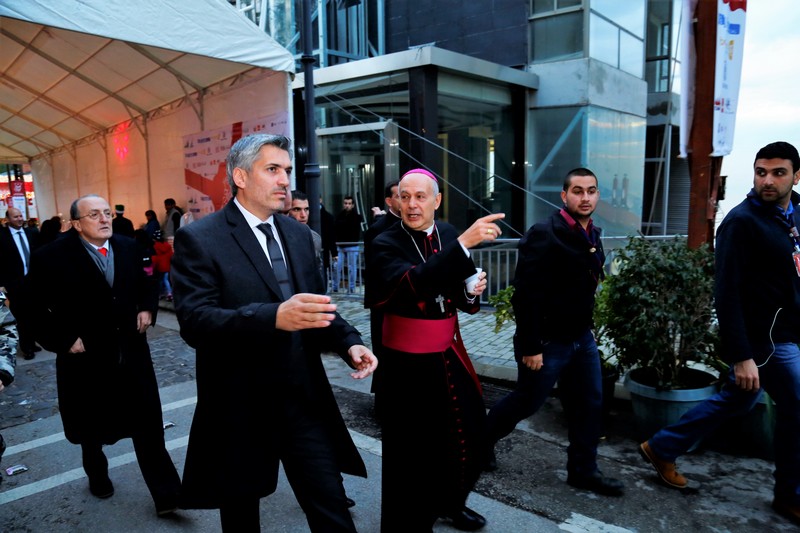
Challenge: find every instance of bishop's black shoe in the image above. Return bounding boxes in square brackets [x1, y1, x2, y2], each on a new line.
[442, 506, 487, 531]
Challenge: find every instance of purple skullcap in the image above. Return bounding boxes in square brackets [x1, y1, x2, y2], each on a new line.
[401, 168, 437, 181]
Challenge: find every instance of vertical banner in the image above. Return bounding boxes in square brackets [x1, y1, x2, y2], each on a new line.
[10, 179, 26, 214]
[182, 112, 289, 221]
[711, 0, 747, 156]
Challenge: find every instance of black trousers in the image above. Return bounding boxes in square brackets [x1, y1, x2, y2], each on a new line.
[81, 429, 181, 509]
[220, 398, 356, 533]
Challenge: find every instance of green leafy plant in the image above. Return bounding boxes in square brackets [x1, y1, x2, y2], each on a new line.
[599, 236, 720, 390]
[488, 285, 516, 334]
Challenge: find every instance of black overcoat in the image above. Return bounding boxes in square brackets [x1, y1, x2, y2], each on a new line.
[26, 229, 162, 445]
[170, 201, 367, 509]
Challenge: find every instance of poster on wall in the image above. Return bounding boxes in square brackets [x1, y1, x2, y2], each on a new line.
[182, 112, 290, 222]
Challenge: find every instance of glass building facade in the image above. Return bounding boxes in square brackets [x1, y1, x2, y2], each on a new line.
[235, 0, 685, 238]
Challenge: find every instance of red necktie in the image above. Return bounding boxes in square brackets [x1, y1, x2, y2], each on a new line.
[98, 247, 108, 257]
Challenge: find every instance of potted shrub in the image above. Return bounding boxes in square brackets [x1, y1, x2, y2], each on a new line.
[598, 235, 722, 438]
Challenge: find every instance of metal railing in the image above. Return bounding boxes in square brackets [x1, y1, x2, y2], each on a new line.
[326, 239, 519, 305]
[325, 235, 680, 304]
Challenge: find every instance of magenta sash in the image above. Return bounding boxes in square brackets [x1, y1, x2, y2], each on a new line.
[382, 314, 482, 394]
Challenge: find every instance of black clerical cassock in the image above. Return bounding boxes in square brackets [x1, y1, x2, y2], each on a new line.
[366, 219, 487, 531]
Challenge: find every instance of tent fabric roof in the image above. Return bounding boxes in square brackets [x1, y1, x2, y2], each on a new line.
[0, 0, 295, 163]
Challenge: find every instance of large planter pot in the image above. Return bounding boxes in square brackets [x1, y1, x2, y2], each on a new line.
[624, 367, 719, 441]
[706, 393, 776, 460]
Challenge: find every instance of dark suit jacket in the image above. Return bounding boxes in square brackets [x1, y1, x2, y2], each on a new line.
[112, 214, 135, 238]
[171, 201, 367, 509]
[26, 229, 162, 445]
[0, 225, 39, 294]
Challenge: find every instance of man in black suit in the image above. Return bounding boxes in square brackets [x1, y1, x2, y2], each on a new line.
[171, 133, 377, 532]
[25, 195, 181, 516]
[0, 207, 40, 359]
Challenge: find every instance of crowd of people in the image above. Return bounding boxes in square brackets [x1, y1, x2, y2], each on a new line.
[2, 135, 799, 530]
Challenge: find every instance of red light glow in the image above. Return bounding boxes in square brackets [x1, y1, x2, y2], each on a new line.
[114, 134, 129, 161]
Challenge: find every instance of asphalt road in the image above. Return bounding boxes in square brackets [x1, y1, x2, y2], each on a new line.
[0, 311, 795, 532]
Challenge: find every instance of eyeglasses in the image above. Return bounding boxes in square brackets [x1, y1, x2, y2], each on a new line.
[76, 210, 113, 221]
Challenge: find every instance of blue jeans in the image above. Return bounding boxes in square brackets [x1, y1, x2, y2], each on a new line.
[334, 246, 359, 292]
[160, 272, 172, 297]
[486, 329, 603, 477]
[650, 342, 800, 505]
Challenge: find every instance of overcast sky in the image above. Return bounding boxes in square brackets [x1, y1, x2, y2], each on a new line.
[717, 0, 800, 219]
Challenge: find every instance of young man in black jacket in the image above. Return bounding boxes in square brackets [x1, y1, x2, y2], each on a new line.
[639, 141, 800, 526]
[486, 167, 624, 497]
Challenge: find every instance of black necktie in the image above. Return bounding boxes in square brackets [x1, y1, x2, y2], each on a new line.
[16, 230, 30, 268]
[257, 222, 293, 300]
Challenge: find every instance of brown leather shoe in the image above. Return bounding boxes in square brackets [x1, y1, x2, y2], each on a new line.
[773, 499, 800, 525]
[638, 441, 688, 489]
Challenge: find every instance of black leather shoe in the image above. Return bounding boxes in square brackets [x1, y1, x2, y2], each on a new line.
[89, 476, 114, 499]
[156, 503, 178, 517]
[345, 497, 356, 508]
[443, 507, 487, 531]
[22, 351, 35, 360]
[567, 471, 624, 496]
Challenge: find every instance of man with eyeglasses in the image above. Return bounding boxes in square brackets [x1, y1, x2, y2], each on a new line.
[0, 206, 41, 359]
[25, 194, 182, 517]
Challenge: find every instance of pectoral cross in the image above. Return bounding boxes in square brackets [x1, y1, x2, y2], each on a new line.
[435, 294, 445, 313]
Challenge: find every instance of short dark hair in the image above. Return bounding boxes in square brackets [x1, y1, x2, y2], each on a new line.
[292, 190, 308, 202]
[384, 181, 399, 198]
[344, 195, 354, 202]
[164, 198, 176, 207]
[754, 141, 800, 173]
[563, 167, 598, 191]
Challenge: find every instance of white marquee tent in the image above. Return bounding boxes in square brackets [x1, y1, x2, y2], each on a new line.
[0, 0, 295, 224]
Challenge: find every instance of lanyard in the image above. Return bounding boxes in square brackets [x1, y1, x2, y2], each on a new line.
[774, 211, 800, 252]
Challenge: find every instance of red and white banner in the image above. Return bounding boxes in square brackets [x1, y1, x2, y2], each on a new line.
[182, 112, 290, 221]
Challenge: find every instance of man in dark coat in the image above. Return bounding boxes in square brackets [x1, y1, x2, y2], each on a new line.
[363, 180, 400, 418]
[333, 195, 362, 293]
[486, 167, 624, 497]
[171, 133, 377, 532]
[366, 168, 504, 531]
[0, 206, 40, 359]
[111, 204, 135, 237]
[25, 194, 181, 516]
